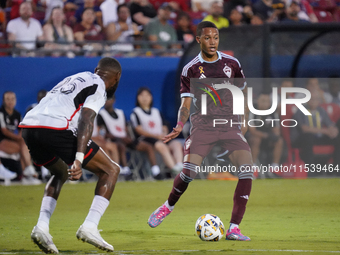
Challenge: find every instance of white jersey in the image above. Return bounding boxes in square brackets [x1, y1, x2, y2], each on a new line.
[98, 108, 127, 138]
[19, 72, 106, 131]
[130, 107, 163, 135]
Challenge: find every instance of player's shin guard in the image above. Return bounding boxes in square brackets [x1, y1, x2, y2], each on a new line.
[230, 164, 254, 225]
[167, 162, 198, 206]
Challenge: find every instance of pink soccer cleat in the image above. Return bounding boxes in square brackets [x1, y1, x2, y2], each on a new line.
[226, 227, 251, 241]
[148, 204, 172, 228]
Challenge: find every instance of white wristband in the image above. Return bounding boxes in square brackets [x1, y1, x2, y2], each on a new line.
[75, 152, 84, 164]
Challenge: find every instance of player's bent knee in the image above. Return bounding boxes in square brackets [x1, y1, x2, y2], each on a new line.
[238, 164, 254, 179]
[108, 162, 120, 175]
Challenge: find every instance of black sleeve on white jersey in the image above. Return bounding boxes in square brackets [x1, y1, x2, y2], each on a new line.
[73, 84, 98, 109]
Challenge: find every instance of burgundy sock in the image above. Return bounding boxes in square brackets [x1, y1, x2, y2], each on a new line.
[230, 179, 252, 225]
[168, 163, 197, 206]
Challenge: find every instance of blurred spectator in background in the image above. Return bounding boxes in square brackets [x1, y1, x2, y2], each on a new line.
[223, 0, 253, 24]
[64, 0, 84, 11]
[0, 91, 41, 184]
[26, 89, 47, 113]
[91, 116, 120, 172]
[248, 93, 283, 171]
[43, 7, 76, 57]
[324, 76, 340, 105]
[130, 0, 157, 27]
[202, 1, 229, 29]
[250, 13, 264, 24]
[281, 0, 310, 23]
[75, 0, 102, 27]
[288, 0, 318, 22]
[106, 3, 139, 52]
[98, 96, 163, 180]
[6, 2, 43, 56]
[41, 0, 64, 23]
[144, 3, 179, 50]
[100, 0, 125, 28]
[64, 0, 85, 27]
[191, 0, 222, 12]
[0, 6, 5, 39]
[280, 78, 295, 98]
[253, 0, 285, 22]
[7, 0, 38, 20]
[175, 11, 195, 48]
[291, 90, 340, 165]
[73, 7, 104, 56]
[131, 87, 183, 177]
[149, 0, 189, 12]
[305, 78, 325, 103]
[229, 7, 245, 26]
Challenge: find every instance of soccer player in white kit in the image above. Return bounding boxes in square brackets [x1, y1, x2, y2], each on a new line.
[19, 57, 122, 254]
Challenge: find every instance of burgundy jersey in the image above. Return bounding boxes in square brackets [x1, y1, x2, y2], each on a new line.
[180, 51, 246, 131]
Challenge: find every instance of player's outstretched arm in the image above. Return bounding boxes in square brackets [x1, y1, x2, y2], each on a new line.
[163, 97, 192, 143]
[69, 107, 96, 180]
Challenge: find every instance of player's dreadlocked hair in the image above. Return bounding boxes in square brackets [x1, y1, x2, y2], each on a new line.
[196, 21, 218, 36]
[98, 57, 122, 73]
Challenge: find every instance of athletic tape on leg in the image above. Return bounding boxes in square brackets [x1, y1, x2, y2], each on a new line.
[238, 164, 254, 179]
[180, 162, 198, 183]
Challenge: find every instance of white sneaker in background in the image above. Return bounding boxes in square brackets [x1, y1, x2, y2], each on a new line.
[22, 177, 42, 185]
[0, 164, 17, 180]
[172, 162, 183, 173]
[23, 165, 38, 177]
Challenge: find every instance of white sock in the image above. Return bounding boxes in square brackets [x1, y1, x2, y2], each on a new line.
[229, 223, 239, 231]
[164, 200, 174, 211]
[83, 195, 109, 229]
[37, 196, 57, 231]
[151, 165, 160, 176]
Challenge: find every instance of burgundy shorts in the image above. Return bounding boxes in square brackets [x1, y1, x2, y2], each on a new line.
[183, 128, 250, 160]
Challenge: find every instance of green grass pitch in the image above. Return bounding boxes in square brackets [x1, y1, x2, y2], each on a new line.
[1, 178, 340, 255]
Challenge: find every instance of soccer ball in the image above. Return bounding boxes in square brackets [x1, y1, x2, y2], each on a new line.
[195, 214, 225, 241]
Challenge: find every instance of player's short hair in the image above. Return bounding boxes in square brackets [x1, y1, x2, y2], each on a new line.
[196, 21, 218, 36]
[98, 57, 122, 73]
[136, 87, 153, 107]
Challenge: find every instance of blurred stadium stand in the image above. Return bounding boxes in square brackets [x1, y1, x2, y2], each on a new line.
[1, 23, 340, 123]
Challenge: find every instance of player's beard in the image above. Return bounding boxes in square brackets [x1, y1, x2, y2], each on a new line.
[106, 81, 119, 98]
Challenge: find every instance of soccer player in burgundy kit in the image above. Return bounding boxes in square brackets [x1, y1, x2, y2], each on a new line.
[148, 21, 253, 241]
